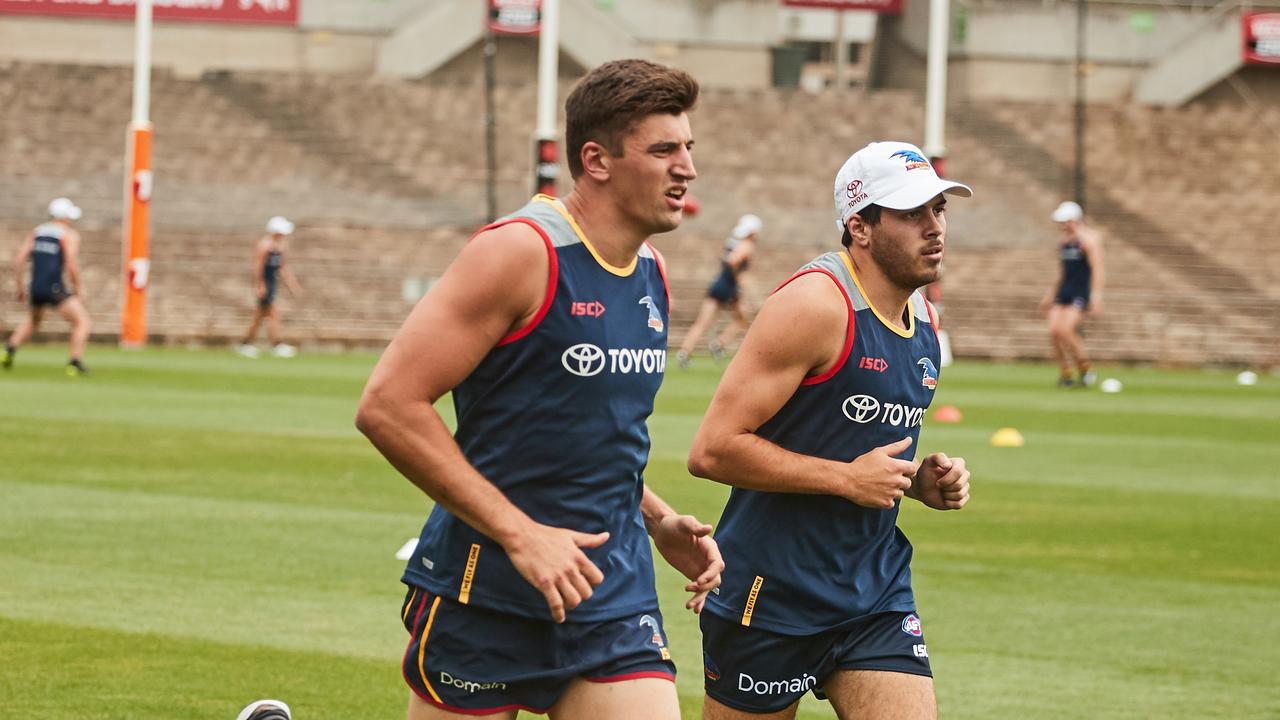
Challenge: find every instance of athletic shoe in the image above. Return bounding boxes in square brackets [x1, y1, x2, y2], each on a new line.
[236, 699, 292, 720]
[235, 344, 260, 358]
[273, 343, 297, 358]
[676, 350, 690, 369]
[709, 340, 725, 362]
[65, 359, 88, 377]
[1079, 370, 1097, 388]
[2, 346, 13, 370]
[1056, 377, 1076, 389]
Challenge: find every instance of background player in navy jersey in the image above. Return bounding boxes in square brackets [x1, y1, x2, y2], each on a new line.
[676, 213, 762, 367]
[4, 197, 91, 376]
[356, 59, 723, 720]
[1039, 200, 1105, 388]
[236, 216, 302, 359]
[687, 142, 973, 719]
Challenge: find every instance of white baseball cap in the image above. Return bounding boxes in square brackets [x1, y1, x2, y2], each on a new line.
[833, 141, 972, 231]
[732, 214, 763, 240]
[265, 216, 295, 235]
[48, 197, 82, 221]
[1051, 201, 1083, 222]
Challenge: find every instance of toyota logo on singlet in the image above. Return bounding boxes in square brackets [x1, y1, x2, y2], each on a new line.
[562, 343, 606, 377]
[842, 394, 881, 423]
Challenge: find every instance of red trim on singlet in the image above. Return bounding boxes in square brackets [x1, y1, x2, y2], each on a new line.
[767, 268, 855, 387]
[475, 217, 558, 347]
[646, 242, 672, 308]
[923, 298, 940, 343]
[584, 670, 677, 684]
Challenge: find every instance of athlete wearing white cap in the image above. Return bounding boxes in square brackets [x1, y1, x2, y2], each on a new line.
[4, 198, 92, 375]
[235, 217, 303, 358]
[676, 213, 763, 367]
[1039, 200, 1104, 387]
[689, 141, 973, 720]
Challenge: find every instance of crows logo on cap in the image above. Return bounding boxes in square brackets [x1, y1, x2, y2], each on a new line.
[891, 149, 931, 171]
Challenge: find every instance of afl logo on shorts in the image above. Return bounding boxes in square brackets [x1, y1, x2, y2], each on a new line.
[901, 613, 923, 637]
[562, 343, 606, 377]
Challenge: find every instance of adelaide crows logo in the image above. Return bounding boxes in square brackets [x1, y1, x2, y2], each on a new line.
[918, 357, 939, 390]
[891, 149, 931, 171]
[639, 296, 664, 332]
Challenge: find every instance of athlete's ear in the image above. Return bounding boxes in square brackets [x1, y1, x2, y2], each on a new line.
[580, 141, 611, 182]
[846, 215, 872, 249]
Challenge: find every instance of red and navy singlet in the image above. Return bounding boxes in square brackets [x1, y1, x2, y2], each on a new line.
[402, 195, 672, 622]
[704, 250, 942, 635]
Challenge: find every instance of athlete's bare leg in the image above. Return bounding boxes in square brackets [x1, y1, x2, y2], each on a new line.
[702, 693, 798, 720]
[714, 302, 749, 353]
[8, 306, 44, 349]
[407, 690, 516, 720]
[57, 296, 91, 361]
[550, 676, 679, 720]
[824, 669, 936, 720]
[241, 306, 268, 344]
[266, 305, 283, 345]
[679, 298, 722, 358]
[1048, 304, 1087, 376]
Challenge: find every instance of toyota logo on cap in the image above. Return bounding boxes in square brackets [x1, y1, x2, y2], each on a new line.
[562, 343, 606, 377]
[841, 394, 881, 423]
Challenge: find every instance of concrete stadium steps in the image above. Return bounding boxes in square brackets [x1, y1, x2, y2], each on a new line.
[2, 61, 1276, 365]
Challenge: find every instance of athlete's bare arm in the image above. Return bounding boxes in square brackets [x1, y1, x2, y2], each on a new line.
[1080, 226, 1104, 315]
[281, 263, 303, 297]
[252, 239, 270, 300]
[62, 230, 82, 294]
[640, 486, 723, 613]
[12, 232, 33, 301]
[688, 272, 919, 509]
[724, 241, 753, 276]
[357, 223, 608, 623]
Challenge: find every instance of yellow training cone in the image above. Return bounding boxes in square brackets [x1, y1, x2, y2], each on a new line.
[990, 427, 1025, 447]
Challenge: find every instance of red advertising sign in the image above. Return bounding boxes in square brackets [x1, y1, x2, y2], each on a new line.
[0, 0, 298, 25]
[488, 0, 539, 36]
[1244, 12, 1280, 65]
[781, 0, 902, 13]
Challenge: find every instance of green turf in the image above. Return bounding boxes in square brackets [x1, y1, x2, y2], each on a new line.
[2, 346, 1277, 718]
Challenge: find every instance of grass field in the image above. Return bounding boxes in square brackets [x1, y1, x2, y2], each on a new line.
[2, 345, 1278, 719]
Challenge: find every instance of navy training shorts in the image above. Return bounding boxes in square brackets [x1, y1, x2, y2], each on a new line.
[399, 584, 676, 714]
[701, 609, 932, 714]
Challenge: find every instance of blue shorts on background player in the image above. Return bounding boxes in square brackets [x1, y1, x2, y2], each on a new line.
[5, 197, 92, 376]
[357, 59, 722, 720]
[688, 141, 974, 720]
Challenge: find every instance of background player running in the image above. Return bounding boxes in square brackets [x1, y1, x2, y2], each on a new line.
[4, 197, 92, 376]
[677, 213, 761, 367]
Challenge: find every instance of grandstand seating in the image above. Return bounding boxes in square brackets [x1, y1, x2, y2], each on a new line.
[1, 61, 1275, 367]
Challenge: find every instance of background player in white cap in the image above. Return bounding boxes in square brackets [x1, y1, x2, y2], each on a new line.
[689, 141, 972, 719]
[236, 216, 303, 358]
[1038, 200, 1105, 387]
[676, 213, 763, 367]
[4, 197, 92, 375]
